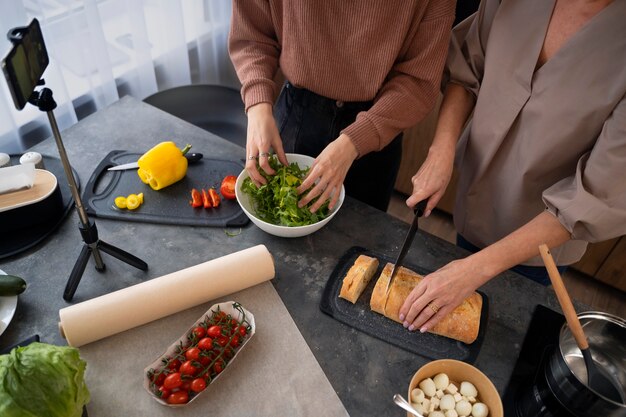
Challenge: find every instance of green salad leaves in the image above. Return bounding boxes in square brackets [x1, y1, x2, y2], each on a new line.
[0, 342, 90, 417]
[241, 155, 330, 226]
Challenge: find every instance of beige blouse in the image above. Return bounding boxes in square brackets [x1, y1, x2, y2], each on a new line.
[447, 0, 626, 266]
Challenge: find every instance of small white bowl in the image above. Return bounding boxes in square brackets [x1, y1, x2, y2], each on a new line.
[235, 153, 345, 238]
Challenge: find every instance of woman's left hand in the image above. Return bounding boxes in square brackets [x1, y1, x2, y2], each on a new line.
[297, 134, 358, 212]
[398, 257, 485, 332]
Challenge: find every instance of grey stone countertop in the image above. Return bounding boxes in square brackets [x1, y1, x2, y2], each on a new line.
[0, 96, 567, 416]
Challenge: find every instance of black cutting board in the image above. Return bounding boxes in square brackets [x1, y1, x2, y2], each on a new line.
[83, 150, 248, 227]
[320, 246, 489, 363]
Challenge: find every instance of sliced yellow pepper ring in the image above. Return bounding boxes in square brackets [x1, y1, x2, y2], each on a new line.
[137, 193, 144, 204]
[114, 196, 127, 209]
[126, 194, 141, 210]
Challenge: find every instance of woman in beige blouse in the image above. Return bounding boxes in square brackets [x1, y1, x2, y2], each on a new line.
[400, 0, 626, 332]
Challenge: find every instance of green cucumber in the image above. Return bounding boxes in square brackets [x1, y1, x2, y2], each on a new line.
[0, 274, 27, 296]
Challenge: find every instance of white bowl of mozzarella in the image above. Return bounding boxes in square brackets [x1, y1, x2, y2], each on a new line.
[407, 359, 503, 417]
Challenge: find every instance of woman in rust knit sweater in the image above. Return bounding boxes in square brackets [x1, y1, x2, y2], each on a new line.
[228, 0, 455, 211]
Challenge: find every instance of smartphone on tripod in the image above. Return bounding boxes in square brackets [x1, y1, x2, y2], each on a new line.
[1, 18, 148, 301]
[2, 18, 49, 110]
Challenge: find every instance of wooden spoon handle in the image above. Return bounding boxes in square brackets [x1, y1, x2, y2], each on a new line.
[539, 244, 589, 350]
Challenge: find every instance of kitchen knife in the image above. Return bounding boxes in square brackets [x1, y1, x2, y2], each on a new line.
[107, 152, 203, 171]
[383, 199, 428, 299]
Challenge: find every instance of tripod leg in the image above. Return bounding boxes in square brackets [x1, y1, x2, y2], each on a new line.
[64, 244, 92, 301]
[97, 240, 148, 271]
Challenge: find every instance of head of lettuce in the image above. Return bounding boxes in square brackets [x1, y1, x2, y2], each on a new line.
[0, 342, 90, 417]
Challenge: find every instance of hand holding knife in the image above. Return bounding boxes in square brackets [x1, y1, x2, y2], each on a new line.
[383, 200, 428, 302]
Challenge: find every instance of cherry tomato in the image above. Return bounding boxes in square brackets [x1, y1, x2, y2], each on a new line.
[192, 326, 206, 339]
[213, 360, 224, 374]
[238, 325, 247, 337]
[191, 377, 207, 393]
[229, 334, 240, 348]
[167, 358, 181, 370]
[167, 390, 189, 405]
[208, 188, 220, 207]
[185, 347, 201, 361]
[158, 386, 171, 399]
[197, 337, 213, 350]
[181, 379, 192, 391]
[199, 354, 211, 366]
[213, 311, 227, 322]
[216, 335, 229, 347]
[152, 372, 166, 386]
[207, 325, 222, 338]
[163, 372, 183, 390]
[180, 360, 198, 376]
[222, 347, 235, 359]
[220, 175, 237, 200]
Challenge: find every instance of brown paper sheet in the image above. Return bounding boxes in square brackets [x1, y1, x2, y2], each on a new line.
[78, 281, 349, 416]
[59, 245, 275, 347]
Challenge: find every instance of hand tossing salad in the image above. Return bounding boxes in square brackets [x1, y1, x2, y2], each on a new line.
[241, 155, 330, 226]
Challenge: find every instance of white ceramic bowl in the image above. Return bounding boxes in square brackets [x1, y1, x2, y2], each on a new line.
[235, 153, 345, 238]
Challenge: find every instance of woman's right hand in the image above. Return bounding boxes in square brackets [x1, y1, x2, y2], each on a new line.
[245, 102, 289, 186]
[406, 143, 455, 216]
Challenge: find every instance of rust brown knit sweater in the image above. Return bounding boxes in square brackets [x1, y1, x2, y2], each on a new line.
[229, 0, 455, 156]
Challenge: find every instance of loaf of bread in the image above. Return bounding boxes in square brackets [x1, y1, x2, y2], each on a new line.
[339, 255, 380, 304]
[370, 263, 483, 344]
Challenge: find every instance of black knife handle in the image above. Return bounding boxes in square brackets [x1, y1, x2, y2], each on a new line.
[414, 199, 427, 217]
[185, 152, 203, 164]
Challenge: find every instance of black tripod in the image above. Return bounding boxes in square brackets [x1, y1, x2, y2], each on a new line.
[28, 86, 148, 301]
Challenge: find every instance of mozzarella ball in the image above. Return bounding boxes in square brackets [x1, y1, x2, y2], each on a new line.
[433, 373, 450, 390]
[459, 381, 478, 398]
[472, 402, 490, 417]
[412, 402, 426, 415]
[411, 388, 425, 404]
[445, 410, 459, 417]
[419, 378, 437, 398]
[455, 399, 472, 416]
[440, 394, 456, 411]
[430, 412, 445, 417]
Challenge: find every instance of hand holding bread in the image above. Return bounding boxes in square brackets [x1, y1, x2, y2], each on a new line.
[339, 255, 482, 344]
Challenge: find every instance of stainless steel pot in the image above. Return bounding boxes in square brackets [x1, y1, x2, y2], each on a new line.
[545, 311, 626, 416]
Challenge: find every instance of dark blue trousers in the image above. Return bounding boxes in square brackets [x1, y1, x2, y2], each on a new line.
[274, 81, 403, 212]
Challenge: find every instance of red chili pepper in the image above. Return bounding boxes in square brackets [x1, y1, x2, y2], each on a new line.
[190, 188, 203, 208]
[202, 189, 212, 208]
[208, 188, 220, 208]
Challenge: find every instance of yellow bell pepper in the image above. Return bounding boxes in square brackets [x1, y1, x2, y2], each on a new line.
[137, 142, 191, 190]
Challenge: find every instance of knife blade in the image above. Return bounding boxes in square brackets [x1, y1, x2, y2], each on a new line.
[107, 152, 203, 171]
[383, 199, 427, 300]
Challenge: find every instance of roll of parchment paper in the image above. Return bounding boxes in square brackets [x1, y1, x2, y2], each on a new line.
[59, 245, 275, 347]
